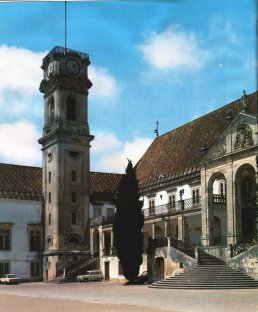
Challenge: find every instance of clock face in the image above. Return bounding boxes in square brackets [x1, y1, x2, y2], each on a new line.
[66, 59, 80, 75]
[47, 62, 54, 77]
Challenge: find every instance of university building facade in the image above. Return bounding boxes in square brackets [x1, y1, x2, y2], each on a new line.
[0, 46, 257, 283]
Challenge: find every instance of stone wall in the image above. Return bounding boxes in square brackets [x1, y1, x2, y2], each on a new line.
[227, 245, 258, 280]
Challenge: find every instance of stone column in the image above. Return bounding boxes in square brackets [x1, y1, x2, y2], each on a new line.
[255, 155, 258, 242]
[152, 222, 155, 239]
[164, 220, 168, 238]
[99, 226, 104, 258]
[177, 216, 183, 241]
[206, 190, 214, 246]
[201, 167, 209, 246]
[110, 230, 114, 255]
[226, 159, 236, 245]
[90, 228, 94, 255]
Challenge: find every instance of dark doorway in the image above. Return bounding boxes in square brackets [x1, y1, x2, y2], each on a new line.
[213, 216, 221, 245]
[242, 207, 255, 241]
[155, 257, 164, 281]
[104, 262, 110, 280]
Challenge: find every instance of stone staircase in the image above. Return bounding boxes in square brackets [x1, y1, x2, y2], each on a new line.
[51, 254, 99, 283]
[150, 250, 258, 289]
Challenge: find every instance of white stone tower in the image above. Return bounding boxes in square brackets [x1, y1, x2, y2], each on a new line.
[38, 46, 93, 281]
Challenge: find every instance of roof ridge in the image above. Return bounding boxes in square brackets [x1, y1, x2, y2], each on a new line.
[0, 163, 42, 170]
[157, 90, 257, 139]
[90, 171, 123, 176]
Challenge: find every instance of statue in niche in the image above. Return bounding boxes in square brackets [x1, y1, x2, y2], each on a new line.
[212, 143, 226, 159]
[234, 123, 253, 150]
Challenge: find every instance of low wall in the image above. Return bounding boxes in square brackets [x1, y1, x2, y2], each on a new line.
[155, 247, 197, 279]
[202, 246, 229, 261]
[227, 244, 258, 280]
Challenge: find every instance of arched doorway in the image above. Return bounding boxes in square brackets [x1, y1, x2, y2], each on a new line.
[207, 173, 227, 246]
[235, 164, 256, 242]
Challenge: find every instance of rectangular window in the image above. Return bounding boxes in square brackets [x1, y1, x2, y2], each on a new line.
[30, 262, 40, 278]
[0, 262, 9, 278]
[72, 212, 77, 225]
[30, 230, 41, 251]
[71, 170, 77, 182]
[0, 229, 11, 250]
[149, 199, 155, 215]
[107, 208, 114, 217]
[71, 192, 77, 203]
[48, 192, 51, 204]
[48, 214, 51, 226]
[169, 194, 176, 209]
[94, 207, 102, 218]
[48, 172, 51, 183]
[220, 182, 226, 196]
[192, 189, 200, 204]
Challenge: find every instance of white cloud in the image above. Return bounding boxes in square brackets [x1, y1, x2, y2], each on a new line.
[91, 132, 152, 173]
[89, 66, 119, 98]
[0, 45, 119, 120]
[138, 24, 210, 71]
[0, 45, 45, 97]
[0, 120, 41, 166]
[209, 17, 238, 45]
[91, 131, 122, 153]
[0, 45, 45, 118]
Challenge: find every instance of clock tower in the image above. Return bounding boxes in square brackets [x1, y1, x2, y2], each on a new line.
[38, 46, 93, 281]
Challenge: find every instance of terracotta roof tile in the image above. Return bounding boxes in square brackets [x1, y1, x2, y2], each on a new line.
[90, 172, 123, 201]
[136, 91, 257, 185]
[0, 163, 42, 196]
[0, 163, 123, 201]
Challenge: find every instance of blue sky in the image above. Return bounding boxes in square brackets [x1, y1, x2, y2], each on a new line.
[0, 0, 256, 172]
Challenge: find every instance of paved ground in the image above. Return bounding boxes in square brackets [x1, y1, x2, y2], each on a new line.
[0, 281, 257, 312]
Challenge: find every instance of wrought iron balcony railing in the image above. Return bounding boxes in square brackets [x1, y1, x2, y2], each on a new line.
[213, 194, 226, 204]
[90, 216, 114, 227]
[143, 197, 201, 219]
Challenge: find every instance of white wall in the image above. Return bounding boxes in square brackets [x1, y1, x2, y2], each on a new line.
[142, 183, 200, 210]
[0, 198, 42, 279]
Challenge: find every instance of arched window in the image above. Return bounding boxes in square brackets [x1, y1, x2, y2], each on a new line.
[48, 96, 54, 123]
[66, 96, 77, 121]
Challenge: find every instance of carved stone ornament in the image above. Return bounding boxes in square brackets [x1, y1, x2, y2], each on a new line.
[47, 151, 53, 162]
[234, 123, 253, 150]
[212, 144, 226, 159]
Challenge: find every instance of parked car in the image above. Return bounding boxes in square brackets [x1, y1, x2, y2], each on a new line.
[77, 270, 104, 282]
[0, 274, 19, 284]
[136, 271, 148, 284]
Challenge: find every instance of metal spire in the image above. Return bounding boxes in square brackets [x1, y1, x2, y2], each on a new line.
[154, 121, 159, 137]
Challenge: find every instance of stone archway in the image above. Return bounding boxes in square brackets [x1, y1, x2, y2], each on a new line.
[207, 172, 227, 246]
[235, 164, 256, 242]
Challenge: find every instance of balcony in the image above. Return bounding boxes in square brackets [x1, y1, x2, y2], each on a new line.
[143, 197, 201, 219]
[90, 216, 114, 227]
[213, 194, 226, 204]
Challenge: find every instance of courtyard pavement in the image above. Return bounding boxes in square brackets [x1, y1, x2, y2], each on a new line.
[0, 281, 257, 312]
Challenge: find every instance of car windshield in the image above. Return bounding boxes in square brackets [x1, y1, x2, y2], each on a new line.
[7, 274, 16, 278]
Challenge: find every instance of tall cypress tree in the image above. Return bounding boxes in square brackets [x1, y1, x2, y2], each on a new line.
[113, 160, 144, 282]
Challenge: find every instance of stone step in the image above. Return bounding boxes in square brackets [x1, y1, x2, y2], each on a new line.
[150, 285, 258, 289]
[150, 249, 258, 289]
